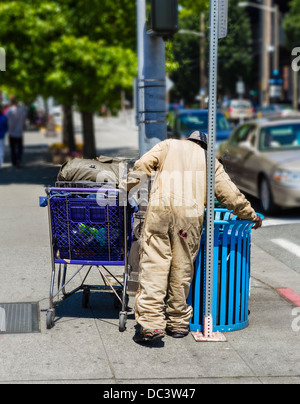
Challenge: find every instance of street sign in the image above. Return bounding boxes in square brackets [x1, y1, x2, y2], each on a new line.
[270, 85, 282, 98]
[218, 0, 228, 39]
[236, 79, 245, 95]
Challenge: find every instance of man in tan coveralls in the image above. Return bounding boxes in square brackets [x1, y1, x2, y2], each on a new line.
[122, 131, 262, 344]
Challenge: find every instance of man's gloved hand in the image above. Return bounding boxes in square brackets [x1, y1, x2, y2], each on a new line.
[253, 214, 263, 230]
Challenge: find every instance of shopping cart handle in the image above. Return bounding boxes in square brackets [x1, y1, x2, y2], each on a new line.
[39, 197, 48, 207]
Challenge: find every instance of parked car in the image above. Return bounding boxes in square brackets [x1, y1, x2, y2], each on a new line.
[167, 109, 232, 150]
[224, 99, 255, 123]
[218, 118, 300, 214]
[256, 104, 299, 119]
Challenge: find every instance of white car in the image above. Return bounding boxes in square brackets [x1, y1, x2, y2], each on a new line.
[226, 99, 255, 123]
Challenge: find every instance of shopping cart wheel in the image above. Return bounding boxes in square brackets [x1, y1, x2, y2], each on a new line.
[119, 311, 127, 332]
[46, 309, 55, 330]
[82, 288, 90, 309]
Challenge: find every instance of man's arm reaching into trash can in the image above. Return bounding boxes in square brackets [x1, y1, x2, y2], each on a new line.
[214, 159, 262, 229]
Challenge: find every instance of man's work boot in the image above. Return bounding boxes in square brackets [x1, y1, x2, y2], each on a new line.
[166, 329, 190, 339]
[133, 329, 166, 345]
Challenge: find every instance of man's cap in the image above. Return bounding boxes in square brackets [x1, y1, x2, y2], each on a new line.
[187, 131, 208, 147]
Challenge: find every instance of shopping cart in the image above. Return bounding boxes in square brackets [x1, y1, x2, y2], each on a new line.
[40, 185, 133, 332]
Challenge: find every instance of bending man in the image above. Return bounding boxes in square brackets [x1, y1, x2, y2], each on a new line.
[122, 131, 262, 344]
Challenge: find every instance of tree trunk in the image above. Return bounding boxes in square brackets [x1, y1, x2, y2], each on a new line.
[81, 110, 96, 159]
[62, 105, 76, 152]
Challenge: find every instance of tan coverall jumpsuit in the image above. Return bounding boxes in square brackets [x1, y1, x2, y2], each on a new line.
[123, 139, 257, 334]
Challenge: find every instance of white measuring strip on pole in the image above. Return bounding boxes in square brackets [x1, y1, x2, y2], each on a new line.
[192, 0, 228, 342]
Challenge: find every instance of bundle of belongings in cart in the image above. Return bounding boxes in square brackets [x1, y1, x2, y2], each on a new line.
[56, 155, 128, 187]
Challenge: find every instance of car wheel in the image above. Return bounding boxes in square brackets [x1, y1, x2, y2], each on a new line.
[259, 177, 279, 215]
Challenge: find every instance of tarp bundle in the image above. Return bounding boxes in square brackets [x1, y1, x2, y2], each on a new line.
[57, 156, 127, 186]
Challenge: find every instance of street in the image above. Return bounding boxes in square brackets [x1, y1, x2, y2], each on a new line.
[242, 194, 300, 275]
[253, 224, 300, 275]
[0, 117, 300, 384]
[54, 111, 139, 159]
[2, 114, 300, 276]
[1, 0, 300, 386]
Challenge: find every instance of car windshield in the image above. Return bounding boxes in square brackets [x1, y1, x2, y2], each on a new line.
[231, 101, 252, 109]
[260, 124, 300, 151]
[177, 112, 230, 135]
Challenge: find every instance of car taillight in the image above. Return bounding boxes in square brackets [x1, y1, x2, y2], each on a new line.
[250, 108, 254, 114]
[229, 107, 233, 114]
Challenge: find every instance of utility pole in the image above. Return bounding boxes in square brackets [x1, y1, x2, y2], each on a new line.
[262, 0, 272, 106]
[200, 12, 206, 109]
[273, 4, 279, 74]
[137, 0, 168, 158]
[238, 1, 281, 105]
[192, 0, 228, 343]
[293, 69, 299, 111]
[178, 27, 206, 108]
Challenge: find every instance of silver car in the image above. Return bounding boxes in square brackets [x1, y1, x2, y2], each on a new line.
[218, 118, 300, 214]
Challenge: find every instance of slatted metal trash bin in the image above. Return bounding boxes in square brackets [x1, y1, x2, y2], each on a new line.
[188, 208, 259, 333]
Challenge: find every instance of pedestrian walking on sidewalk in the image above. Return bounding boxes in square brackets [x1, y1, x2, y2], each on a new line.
[6, 96, 25, 169]
[0, 104, 8, 169]
[122, 131, 262, 345]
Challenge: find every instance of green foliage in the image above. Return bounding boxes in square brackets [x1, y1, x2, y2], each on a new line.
[179, 0, 208, 14]
[171, 0, 254, 102]
[170, 13, 203, 104]
[0, 0, 255, 111]
[0, 0, 137, 110]
[0, 0, 66, 100]
[58, 0, 137, 50]
[166, 42, 179, 73]
[47, 35, 137, 111]
[218, 0, 253, 94]
[283, 0, 300, 46]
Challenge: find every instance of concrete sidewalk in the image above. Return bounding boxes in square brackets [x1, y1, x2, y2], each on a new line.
[0, 141, 300, 385]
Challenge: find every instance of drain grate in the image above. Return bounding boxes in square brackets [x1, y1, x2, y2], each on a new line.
[0, 303, 40, 334]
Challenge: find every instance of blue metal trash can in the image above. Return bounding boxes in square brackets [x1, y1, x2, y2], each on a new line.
[188, 209, 258, 333]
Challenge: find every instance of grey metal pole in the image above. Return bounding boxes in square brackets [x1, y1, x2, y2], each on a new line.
[274, 4, 279, 74]
[200, 12, 206, 109]
[193, 0, 227, 343]
[137, 0, 167, 158]
[263, 0, 272, 106]
[205, 0, 219, 331]
[192, 0, 227, 343]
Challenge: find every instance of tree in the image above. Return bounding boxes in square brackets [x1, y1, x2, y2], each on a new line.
[171, 0, 254, 103]
[0, 0, 138, 158]
[283, 0, 300, 46]
[0, 1, 66, 101]
[218, 0, 254, 95]
[0, 1, 78, 152]
[170, 12, 203, 105]
[179, 0, 208, 13]
[47, 35, 136, 158]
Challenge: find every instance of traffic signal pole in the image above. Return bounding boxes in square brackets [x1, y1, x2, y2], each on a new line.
[137, 0, 167, 157]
